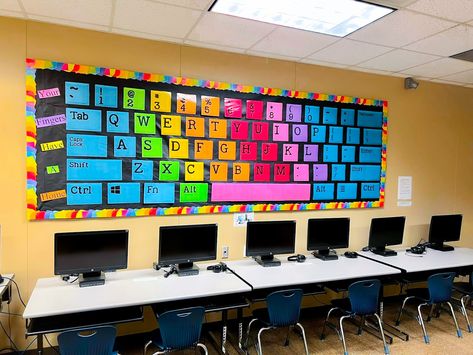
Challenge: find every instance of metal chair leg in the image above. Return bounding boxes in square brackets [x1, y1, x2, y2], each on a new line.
[461, 295, 473, 332]
[144, 340, 152, 355]
[283, 326, 291, 346]
[446, 301, 463, 338]
[357, 315, 365, 335]
[373, 313, 390, 355]
[295, 322, 309, 355]
[340, 315, 351, 355]
[418, 303, 430, 344]
[396, 296, 415, 326]
[427, 304, 435, 322]
[244, 318, 258, 350]
[196, 342, 209, 355]
[256, 327, 270, 355]
[320, 307, 339, 340]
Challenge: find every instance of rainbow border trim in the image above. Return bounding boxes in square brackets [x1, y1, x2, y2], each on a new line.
[26, 58, 387, 220]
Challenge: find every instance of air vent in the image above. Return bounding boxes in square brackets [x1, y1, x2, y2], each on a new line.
[450, 49, 473, 63]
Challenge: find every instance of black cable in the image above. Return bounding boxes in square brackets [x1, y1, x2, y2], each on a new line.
[0, 310, 23, 317]
[0, 320, 19, 352]
[44, 335, 60, 354]
[2, 277, 26, 307]
[0, 348, 17, 354]
[18, 336, 37, 355]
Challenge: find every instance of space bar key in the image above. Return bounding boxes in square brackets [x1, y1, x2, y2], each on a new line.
[211, 183, 311, 202]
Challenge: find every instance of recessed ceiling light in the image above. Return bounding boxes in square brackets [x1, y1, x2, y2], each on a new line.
[209, 0, 394, 37]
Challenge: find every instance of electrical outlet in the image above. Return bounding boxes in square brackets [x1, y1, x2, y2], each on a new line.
[222, 246, 229, 259]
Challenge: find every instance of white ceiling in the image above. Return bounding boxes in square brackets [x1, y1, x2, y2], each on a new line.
[2, 0, 473, 87]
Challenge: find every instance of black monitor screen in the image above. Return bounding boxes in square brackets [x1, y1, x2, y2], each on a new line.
[54, 230, 129, 275]
[429, 214, 462, 243]
[246, 220, 296, 257]
[368, 217, 405, 248]
[307, 218, 350, 251]
[158, 224, 218, 265]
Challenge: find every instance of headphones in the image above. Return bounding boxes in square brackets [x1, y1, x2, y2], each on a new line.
[287, 254, 306, 263]
[407, 245, 426, 255]
[207, 262, 229, 273]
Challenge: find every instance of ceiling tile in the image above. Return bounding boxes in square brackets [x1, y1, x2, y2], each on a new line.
[28, 15, 109, 32]
[249, 27, 338, 59]
[401, 57, 473, 78]
[114, 0, 201, 38]
[184, 39, 246, 54]
[441, 69, 473, 83]
[0, 0, 21, 11]
[300, 58, 349, 69]
[307, 39, 392, 66]
[148, 0, 213, 10]
[0, 9, 24, 18]
[112, 28, 183, 44]
[348, 9, 455, 47]
[357, 49, 439, 72]
[21, 0, 112, 25]
[405, 25, 473, 56]
[407, 0, 473, 23]
[187, 12, 275, 49]
[370, 0, 418, 8]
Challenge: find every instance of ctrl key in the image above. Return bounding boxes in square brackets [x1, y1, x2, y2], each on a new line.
[66, 183, 102, 205]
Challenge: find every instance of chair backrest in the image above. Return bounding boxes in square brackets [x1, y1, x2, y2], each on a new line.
[348, 279, 381, 315]
[58, 326, 116, 355]
[428, 272, 455, 303]
[158, 306, 205, 350]
[266, 289, 303, 327]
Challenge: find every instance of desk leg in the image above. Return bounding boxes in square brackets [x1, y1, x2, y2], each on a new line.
[37, 334, 43, 354]
[237, 308, 244, 352]
[221, 310, 228, 354]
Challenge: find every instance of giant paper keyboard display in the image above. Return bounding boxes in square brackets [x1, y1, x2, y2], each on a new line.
[26, 59, 387, 220]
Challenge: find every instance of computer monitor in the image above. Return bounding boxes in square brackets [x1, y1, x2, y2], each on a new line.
[307, 218, 350, 260]
[428, 214, 462, 251]
[246, 220, 296, 267]
[158, 224, 218, 276]
[368, 216, 406, 256]
[54, 230, 129, 287]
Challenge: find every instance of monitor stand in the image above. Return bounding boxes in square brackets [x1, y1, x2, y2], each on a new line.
[428, 243, 454, 252]
[177, 262, 199, 276]
[79, 271, 105, 287]
[254, 255, 281, 267]
[371, 247, 397, 257]
[312, 249, 338, 261]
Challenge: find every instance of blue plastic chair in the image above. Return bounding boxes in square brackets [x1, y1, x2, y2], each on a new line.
[453, 271, 473, 332]
[395, 272, 462, 343]
[57, 325, 117, 355]
[244, 289, 308, 355]
[320, 279, 389, 355]
[144, 306, 208, 355]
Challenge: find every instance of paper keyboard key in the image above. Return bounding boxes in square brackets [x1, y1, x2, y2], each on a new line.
[65, 82, 89, 105]
[107, 183, 141, 204]
[332, 164, 346, 181]
[363, 129, 382, 145]
[359, 147, 381, 163]
[361, 183, 380, 199]
[67, 159, 122, 181]
[358, 110, 383, 128]
[329, 126, 343, 143]
[304, 106, 320, 123]
[342, 146, 355, 163]
[313, 183, 334, 200]
[350, 165, 381, 181]
[303, 144, 318, 162]
[67, 134, 107, 157]
[346, 127, 360, 144]
[107, 111, 129, 133]
[292, 124, 308, 142]
[313, 164, 328, 181]
[66, 108, 101, 132]
[66, 183, 102, 205]
[132, 160, 153, 180]
[310, 125, 326, 143]
[95, 85, 117, 108]
[286, 104, 302, 122]
[323, 107, 337, 125]
[144, 183, 175, 203]
[337, 183, 358, 200]
[114, 136, 136, 157]
[341, 109, 355, 126]
[323, 145, 338, 162]
[266, 102, 283, 121]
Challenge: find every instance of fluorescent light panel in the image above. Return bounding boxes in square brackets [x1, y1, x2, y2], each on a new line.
[210, 0, 394, 37]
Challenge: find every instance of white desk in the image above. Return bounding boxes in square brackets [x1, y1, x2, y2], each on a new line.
[0, 274, 14, 305]
[24, 267, 250, 319]
[226, 255, 401, 290]
[24, 267, 251, 354]
[358, 247, 473, 274]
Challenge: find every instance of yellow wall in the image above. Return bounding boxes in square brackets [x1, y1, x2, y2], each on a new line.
[1, 17, 472, 349]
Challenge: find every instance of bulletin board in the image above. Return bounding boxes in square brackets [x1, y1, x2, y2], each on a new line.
[26, 59, 387, 220]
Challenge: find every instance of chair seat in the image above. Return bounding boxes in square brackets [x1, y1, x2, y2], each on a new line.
[149, 330, 165, 350]
[331, 297, 351, 312]
[252, 308, 271, 327]
[454, 282, 473, 295]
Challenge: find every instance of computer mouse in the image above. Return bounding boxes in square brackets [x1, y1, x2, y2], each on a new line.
[344, 251, 357, 258]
